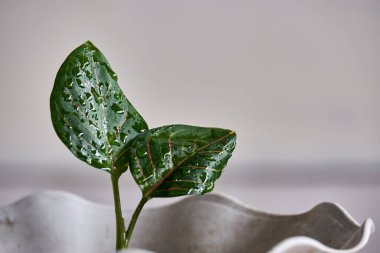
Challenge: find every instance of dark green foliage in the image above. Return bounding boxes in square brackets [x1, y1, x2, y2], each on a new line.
[127, 125, 236, 198]
[51, 41, 237, 250]
[50, 41, 148, 173]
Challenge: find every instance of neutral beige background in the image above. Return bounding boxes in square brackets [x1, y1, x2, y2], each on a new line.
[0, 1, 379, 253]
[0, 0, 379, 166]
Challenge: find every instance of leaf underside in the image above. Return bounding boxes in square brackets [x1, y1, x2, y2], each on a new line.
[50, 41, 148, 173]
[127, 125, 236, 198]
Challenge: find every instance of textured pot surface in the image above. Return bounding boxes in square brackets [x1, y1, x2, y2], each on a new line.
[0, 191, 374, 253]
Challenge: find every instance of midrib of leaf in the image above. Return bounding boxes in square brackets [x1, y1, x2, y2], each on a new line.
[88, 52, 115, 167]
[134, 148, 147, 180]
[115, 112, 129, 135]
[58, 47, 124, 171]
[146, 137, 157, 178]
[144, 130, 235, 197]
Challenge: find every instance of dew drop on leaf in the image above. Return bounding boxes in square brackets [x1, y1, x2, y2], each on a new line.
[79, 97, 86, 106]
[65, 79, 74, 89]
[114, 92, 122, 100]
[84, 92, 91, 99]
[62, 89, 71, 102]
[89, 102, 96, 111]
[100, 143, 107, 153]
[85, 70, 92, 80]
[120, 132, 127, 142]
[111, 103, 124, 114]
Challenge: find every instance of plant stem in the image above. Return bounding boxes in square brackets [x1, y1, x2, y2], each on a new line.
[125, 195, 149, 248]
[111, 174, 126, 250]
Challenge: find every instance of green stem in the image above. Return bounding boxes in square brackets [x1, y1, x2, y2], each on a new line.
[125, 195, 150, 248]
[111, 174, 126, 250]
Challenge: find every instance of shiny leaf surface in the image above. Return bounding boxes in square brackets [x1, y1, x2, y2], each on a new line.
[127, 125, 236, 197]
[50, 41, 148, 173]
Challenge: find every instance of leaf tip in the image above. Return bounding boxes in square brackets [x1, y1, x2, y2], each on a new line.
[80, 41, 99, 52]
[84, 40, 95, 47]
[227, 130, 237, 140]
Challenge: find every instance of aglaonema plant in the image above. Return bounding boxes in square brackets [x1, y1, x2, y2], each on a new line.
[50, 41, 237, 250]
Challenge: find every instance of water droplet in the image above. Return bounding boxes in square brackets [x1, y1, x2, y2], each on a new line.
[187, 145, 193, 152]
[100, 167, 111, 173]
[65, 79, 74, 89]
[91, 87, 102, 104]
[85, 70, 92, 80]
[84, 92, 91, 99]
[114, 92, 122, 100]
[89, 102, 96, 111]
[206, 182, 214, 191]
[88, 120, 99, 130]
[79, 96, 86, 106]
[111, 103, 124, 114]
[62, 89, 71, 102]
[120, 132, 127, 142]
[100, 143, 107, 153]
[76, 78, 85, 88]
[163, 153, 171, 164]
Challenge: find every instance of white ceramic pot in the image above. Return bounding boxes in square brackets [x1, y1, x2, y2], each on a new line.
[0, 191, 374, 253]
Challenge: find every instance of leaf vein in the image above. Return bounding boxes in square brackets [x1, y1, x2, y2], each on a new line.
[145, 131, 235, 196]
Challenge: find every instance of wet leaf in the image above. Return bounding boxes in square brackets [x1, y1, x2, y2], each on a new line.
[127, 125, 236, 197]
[50, 41, 148, 173]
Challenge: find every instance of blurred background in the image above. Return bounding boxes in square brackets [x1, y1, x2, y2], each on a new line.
[0, 0, 379, 252]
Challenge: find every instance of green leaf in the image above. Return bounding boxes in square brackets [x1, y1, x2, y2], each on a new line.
[50, 41, 148, 173]
[127, 125, 236, 198]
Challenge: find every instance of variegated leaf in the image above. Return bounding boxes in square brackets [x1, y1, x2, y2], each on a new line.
[127, 125, 236, 197]
[50, 41, 148, 173]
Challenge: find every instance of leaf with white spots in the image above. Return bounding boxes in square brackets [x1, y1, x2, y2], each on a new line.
[50, 41, 148, 173]
[127, 125, 236, 198]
